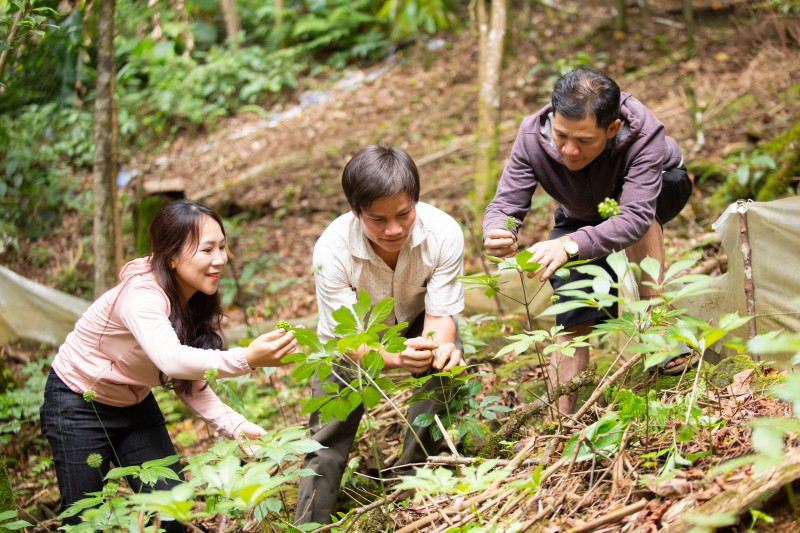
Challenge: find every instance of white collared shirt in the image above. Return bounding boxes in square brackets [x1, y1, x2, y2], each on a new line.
[313, 202, 465, 342]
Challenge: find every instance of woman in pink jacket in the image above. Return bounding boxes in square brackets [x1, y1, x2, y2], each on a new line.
[40, 199, 299, 530]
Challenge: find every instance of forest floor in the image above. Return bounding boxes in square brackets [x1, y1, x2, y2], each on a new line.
[5, 0, 800, 531]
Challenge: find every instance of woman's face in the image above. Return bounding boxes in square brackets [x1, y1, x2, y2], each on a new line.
[173, 215, 227, 302]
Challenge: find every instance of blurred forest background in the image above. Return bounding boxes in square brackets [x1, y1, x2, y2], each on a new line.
[2, 0, 800, 531]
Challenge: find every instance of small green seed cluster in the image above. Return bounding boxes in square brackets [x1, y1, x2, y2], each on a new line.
[82, 390, 96, 402]
[86, 453, 103, 468]
[597, 197, 621, 219]
[275, 320, 292, 331]
[502, 216, 520, 231]
[204, 368, 219, 382]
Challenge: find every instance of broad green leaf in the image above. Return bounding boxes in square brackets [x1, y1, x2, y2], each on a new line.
[322, 380, 340, 394]
[292, 362, 319, 382]
[362, 385, 382, 408]
[142, 455, 180, 469]
[361, 349, 385, 376]
[383, 321, 409, 352]
[663, 258, 698, 282]
[575, 264, 613, 281]
[413, 413, 435, 428]
[367, 297, 394, 331]
[592, 275, 611, 295]
[736, 163, 750, 186]
[606, 251, 630, 280]
[352, 289, 372, 323]
[539, 300, 594, 317]
[332, 305, 359, 335]
[292, 327, 325, 352]
[300, 395, 332, 415]
[106, 465, 140, 479]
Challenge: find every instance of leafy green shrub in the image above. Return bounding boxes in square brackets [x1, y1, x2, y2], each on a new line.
[0, 358, 49, 447]
[0, 104, 90, 244]
[376, 0, 459, 41]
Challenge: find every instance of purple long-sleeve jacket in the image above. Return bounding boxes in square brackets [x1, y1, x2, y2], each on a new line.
[483, 93, 683, 260]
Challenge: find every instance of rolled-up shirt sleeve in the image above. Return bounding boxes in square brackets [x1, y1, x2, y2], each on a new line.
[424, 218, 465, 317]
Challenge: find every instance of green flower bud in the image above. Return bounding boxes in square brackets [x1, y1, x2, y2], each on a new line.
[204, 368, 219, 382]
[82, 390, 96, 402]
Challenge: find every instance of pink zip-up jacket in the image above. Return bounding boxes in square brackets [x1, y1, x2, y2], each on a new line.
[51, 257, 253, 439]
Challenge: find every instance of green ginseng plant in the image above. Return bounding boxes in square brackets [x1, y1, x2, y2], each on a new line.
[282, 290, 500, 482]
[282, 289, 434, 459]
[458, 216, 590, 404]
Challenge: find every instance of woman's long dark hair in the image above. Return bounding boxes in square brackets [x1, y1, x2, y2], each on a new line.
[149, 199, 226, 394]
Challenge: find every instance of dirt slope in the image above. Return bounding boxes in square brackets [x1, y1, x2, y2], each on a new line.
[8, 2, 800, 319]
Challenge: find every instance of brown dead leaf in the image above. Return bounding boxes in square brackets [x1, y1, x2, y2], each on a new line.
[730, 368, 755, 399]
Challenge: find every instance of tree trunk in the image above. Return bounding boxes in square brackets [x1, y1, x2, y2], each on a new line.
[275, 0, 283, 27]
[219, 0, 241, 44]
[616, 0, 627, 35]
[683, 0, 695, 57]
[93, 0, 120, 298]
[0, 8, 24, 82]
[473, 0, 507, 223]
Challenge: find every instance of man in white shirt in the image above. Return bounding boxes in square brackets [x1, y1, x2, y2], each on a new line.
[295, 145, 466, 525]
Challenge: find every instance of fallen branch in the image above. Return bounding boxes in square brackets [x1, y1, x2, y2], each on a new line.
[394, 488, 504, 533]
[567, 353, 644, 429]
[478, 365, 599, 458]
[425, 456, 539, 467]
[567, 498, 648, 533]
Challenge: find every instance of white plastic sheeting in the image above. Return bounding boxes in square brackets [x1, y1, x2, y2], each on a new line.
[0, 265, 89, 346]
[684, 196, 800, 369]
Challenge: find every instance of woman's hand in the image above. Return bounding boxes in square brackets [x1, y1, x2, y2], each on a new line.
[244, 329, 299, 369]
[236, 420, 267, 457]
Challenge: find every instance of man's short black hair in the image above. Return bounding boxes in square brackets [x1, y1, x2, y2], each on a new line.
[552, 67, 621, 129]
[342, 145, 420, 214]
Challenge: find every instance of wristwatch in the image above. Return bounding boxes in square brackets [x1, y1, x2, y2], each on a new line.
[560, 236, 579, 259]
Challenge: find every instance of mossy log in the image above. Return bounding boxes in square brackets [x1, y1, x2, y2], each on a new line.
[478, 366, 599, 459]
[0, 450, 13, 525]
[756, 119, 800, 201]
[660, 446, 800, 532]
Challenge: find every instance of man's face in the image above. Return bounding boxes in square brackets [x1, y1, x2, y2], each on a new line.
[355, 192, 417, 261]
[552, 112, 621, 171]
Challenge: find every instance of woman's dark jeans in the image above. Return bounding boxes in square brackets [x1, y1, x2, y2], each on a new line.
[40, 369, 185, 531]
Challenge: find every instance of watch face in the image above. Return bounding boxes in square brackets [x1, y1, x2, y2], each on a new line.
[564, 240, 579, 255]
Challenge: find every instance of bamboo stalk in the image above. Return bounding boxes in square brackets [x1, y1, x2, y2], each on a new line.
[736, 200, 758, 357]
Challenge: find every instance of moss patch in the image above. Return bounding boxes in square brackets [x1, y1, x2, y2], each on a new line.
[707, 354, 760, 389]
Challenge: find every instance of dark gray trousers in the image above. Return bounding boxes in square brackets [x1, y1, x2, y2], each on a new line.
[294, 314, 461, 525]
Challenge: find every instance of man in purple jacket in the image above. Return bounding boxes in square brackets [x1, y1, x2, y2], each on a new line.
[483, 67, 692, 413]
